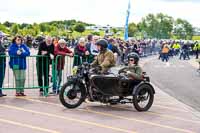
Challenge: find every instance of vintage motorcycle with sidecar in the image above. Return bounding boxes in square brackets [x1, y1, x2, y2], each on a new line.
[59, 63, 155, 111]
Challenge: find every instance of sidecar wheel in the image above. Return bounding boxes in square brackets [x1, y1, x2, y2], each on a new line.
[133, 84, 154, 112]
[59, 82, 86, 109]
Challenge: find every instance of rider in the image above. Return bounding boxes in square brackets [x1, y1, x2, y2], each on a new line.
[91, 39, 116, 74]
[118, 52, 143, 80]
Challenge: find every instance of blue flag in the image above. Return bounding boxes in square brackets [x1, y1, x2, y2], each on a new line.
[124, 0, 131, 41]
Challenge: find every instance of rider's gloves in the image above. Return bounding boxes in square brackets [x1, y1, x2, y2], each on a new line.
[96, 65, 102, 71]
[127, 71, 131, 75]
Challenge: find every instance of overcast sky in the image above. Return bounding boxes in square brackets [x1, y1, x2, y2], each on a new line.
[0, 0, 199, 27]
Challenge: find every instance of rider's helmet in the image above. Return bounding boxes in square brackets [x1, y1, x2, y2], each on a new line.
[95, 39, 108, 52]
[127, 52, 140, 64]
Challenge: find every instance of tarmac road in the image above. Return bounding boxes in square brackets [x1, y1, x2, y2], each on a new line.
[144, 56, 200, 112]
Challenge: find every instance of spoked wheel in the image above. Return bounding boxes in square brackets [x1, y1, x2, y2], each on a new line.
[133, 84, 154, 112]
[59, 82, 86, 109]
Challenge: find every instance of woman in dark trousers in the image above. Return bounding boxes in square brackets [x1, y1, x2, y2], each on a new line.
[0, 34, 7, 97]
[37, 36, 54, 95]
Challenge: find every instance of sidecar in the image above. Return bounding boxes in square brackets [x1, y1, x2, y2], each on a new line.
[90, 72, 153, 96]
[89, 72, 155, 111]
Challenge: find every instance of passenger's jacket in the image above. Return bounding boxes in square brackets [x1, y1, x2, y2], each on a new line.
[54, 45, 72, 70]
[119, 64, 143, 80]
[91, 49, 115, 73]
[8, 43, 30, 70]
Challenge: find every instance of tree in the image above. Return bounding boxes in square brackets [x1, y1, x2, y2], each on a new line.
[3, 21, 13, 27]
[0, 24, 8, 33]
[19, 23, 29, 29]
[174, 18, 193, 39]
[74, 23, 85, 34]
[128, 22, 138, 37]
[112, 28, 118, 34]
[32, 23, 40, 36]
[138, 14, 158, 38]
[156, 13, 173, 39]
[11, 24, 19, 35]
[92, 31, 100, 36]
[138, 13, 173, 39]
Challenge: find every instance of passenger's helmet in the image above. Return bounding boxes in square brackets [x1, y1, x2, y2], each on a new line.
[95, 39, 108, 51]
[127, 52, 140, 64]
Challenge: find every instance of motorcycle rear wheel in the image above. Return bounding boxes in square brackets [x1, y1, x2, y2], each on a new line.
[133, 84, 154, 112]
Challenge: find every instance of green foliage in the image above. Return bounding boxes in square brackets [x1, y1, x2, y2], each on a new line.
[174, 18, 193, 40]
[11, 24, 19, 35]
[0, 24, 8, 33]
[192, 36, 200, 40]
[112, 28, 118, 34]
[74, 23, 85, 34]
[137, 13, 173, 39]
[128, 22, 138, 37]
[0, 16, 196, 39]
[3, 21, 13, 27]
[92, 31, 100, 36]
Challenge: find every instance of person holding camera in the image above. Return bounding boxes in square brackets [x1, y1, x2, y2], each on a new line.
[8, 35, 30, 96]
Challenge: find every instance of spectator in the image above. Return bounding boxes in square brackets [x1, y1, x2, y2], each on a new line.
[52, 37, 59, 47]
[52, 39, 73, 94]
[108, 38, 121, 64]
[108, 39, 121, 56]
[85, 35, 99, 63]
[180, 43, 190, 60]
[8, 35, 30, 96]
[37, 36, 54, 95]
[194, 42, 200, 59]
[0, 32, 7, 97]
[73, 38, 90, 66]
[161, 42, 169, 62]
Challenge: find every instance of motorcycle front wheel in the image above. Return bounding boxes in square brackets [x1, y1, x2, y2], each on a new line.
[59, 82, 86, 109]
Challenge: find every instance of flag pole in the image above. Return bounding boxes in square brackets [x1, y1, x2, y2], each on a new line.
[124, 0, 131, 41]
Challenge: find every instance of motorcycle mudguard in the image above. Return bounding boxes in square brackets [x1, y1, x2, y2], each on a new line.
[132, 82, 155, 96]
[67, 76, 86, 91]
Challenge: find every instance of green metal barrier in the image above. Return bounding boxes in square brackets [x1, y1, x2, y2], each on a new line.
[0, 55, 52, 96]
[0, 54, 95, 96]
[52, 55, 73, 92]
[52, 54, 94, 91]
[73, 55, 94, 66]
